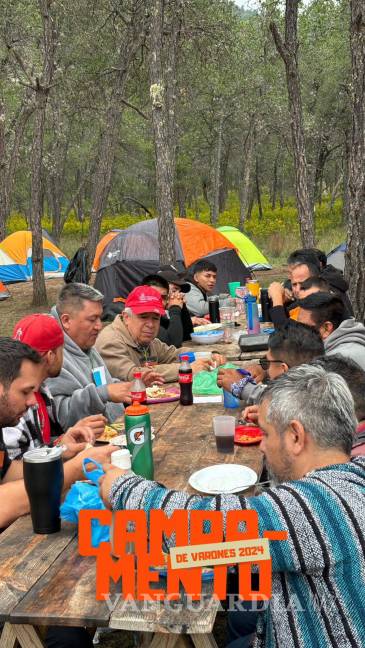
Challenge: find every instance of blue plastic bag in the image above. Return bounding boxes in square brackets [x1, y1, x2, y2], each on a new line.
[60, 458, 109, 548]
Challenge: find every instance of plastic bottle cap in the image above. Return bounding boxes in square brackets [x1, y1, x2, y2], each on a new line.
[133, 370, 142, 378]
[180, 355, 189, 361]
[125, 402, 149, 415]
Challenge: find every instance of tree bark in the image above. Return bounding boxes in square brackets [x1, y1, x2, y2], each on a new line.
[239, 126, 255, 229]
[149, 0, 181, 265]
[211, 112, 224, 226]
[255, 157, 263, 220]
[270, 1, 315, 246]
[219, 140, 231, 213]
[86, 2, 146, 273]
[31, 0, 57, 306]
[271, 145, 281, 210]
[345, 0, 365, 322]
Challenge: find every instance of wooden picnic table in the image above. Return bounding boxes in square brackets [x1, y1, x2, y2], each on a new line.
[0, 398, 263, 648]
[185, 331, 268, 362]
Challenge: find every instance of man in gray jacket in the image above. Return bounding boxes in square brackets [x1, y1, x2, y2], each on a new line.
[46, 283, 136, 429]
[297, 292, 365, 370]
[185, 259, 217, 317]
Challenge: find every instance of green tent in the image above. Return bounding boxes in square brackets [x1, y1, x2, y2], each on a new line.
[217, 226, 271, 271]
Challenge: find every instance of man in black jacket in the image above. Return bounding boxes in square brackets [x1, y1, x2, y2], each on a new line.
[142, 272, 207, 347]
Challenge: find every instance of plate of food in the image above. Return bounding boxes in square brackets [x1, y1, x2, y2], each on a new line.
[193, 323, 223, 333]
[234, 425, 263, 445]
[146, 385, 180, 404]
[97, 426, 155, 445]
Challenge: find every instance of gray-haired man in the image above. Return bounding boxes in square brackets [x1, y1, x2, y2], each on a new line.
[100, 365, 365, 648]
[46, 283, 136, 429]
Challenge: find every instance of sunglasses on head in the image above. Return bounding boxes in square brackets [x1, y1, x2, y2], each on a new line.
[259, 358, 287, 370]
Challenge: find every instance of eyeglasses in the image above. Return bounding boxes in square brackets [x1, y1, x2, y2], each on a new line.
[259, 358, 287, 370]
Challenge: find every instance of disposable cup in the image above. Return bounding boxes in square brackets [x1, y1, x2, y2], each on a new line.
[213, 415, 235, 453]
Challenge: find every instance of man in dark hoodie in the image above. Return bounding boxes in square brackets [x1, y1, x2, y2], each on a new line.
[297, 292, 365, 370]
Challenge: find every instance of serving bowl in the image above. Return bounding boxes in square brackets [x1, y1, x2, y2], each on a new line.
[190, 330, 224, 345]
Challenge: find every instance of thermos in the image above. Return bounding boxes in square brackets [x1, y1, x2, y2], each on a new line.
[260, 288, 272, 323]
[244, 294, 260, 335]
[125, 402, 154, 479]
[23, 446, 64, 534]
[208, 295, 220, 323]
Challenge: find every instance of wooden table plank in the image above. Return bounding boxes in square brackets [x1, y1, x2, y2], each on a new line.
[149, 401, 180, 435]
[10, 538, 111, 627]
[153, 404, 262, 492]
[0, 517, 75, 622]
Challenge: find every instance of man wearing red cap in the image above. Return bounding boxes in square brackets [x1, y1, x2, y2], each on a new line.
[4, 314, 106, 460]
[96, 286, 221, 382]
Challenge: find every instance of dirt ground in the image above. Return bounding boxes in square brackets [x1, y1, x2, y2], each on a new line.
[0, 267, 286, 337]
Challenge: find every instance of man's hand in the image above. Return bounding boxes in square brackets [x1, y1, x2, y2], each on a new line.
[140, 368, 164, 386]
[65, 444, 119, 486]
[168, 292, 184, 309]
[268, 282, 285, 306]
[217, 368, 242, 390]
[191, 359, 213, 374]
[191, 316, 207, 326]
[242, 405, 259, 424]
[99, 463, 129, 509]
[62, 425, 95, 459]
[211, 352, 226, 368]
[74, 414, 107, 438]
[244, 363, 266, 383]
[107, 382, 132, 404]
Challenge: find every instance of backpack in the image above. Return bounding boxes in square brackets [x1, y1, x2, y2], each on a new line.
[64, 247, 90, 284]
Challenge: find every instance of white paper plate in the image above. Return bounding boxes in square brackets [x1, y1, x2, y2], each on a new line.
[189, 464, 257, 494]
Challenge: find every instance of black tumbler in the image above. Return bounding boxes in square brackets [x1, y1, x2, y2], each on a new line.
[208, 295, 220, 323]
[260, 288, 272, 323]
[23, 447, 64, 534]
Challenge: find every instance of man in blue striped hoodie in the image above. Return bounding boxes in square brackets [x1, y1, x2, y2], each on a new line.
[100, 365, 365, 648]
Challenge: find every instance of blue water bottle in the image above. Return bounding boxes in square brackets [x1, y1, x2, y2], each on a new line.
[244, 294, 260, 335]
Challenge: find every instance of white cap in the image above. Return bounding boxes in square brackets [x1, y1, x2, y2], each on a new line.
[111, 449, 131, 470]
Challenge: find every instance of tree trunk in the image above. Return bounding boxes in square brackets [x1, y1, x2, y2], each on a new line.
[211, 112, 224, 226]
[219, 140, 231, 213]
[255, 157, 263, 220]
[31, 0, 57, 306]
[343, 132, 351, 223]
[246, 188, 255, 220]
[149, 0, 181, 265]
[0, 96, 6, 241]
[329, 173, 343, 211]
[86, 4, 146, 273]
[270, 1, 315, 246]
[345, 0, 365, 322]
[271, 145, 281, 210]
[30, 93, 48, 306]
[239, 126, 255, 229]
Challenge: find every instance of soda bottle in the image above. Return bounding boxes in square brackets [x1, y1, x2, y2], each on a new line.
[130, 370, 146, 404]
[179, 355, 193, 406]
[125, 402, 154, 479]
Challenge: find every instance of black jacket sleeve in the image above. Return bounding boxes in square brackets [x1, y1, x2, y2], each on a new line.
[157, 307, 184, 348]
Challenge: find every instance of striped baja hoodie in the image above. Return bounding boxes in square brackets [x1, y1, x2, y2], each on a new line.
[110, 457, 365, 648]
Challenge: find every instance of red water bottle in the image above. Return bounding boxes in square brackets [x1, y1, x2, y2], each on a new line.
[179, 355, 193, 406]
[130, 370, 147, 404]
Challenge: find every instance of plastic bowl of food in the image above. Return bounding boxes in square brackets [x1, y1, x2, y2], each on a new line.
[190, 330, 224, 345]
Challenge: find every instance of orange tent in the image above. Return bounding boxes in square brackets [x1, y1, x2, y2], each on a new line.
[94, 218, 250, 306]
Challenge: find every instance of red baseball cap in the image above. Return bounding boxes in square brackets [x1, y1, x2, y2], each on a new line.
[125, 286, 165, 316]
[13, 314, 64, 353]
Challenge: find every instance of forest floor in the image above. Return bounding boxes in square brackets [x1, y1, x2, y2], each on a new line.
[0, 266, 286, 336]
